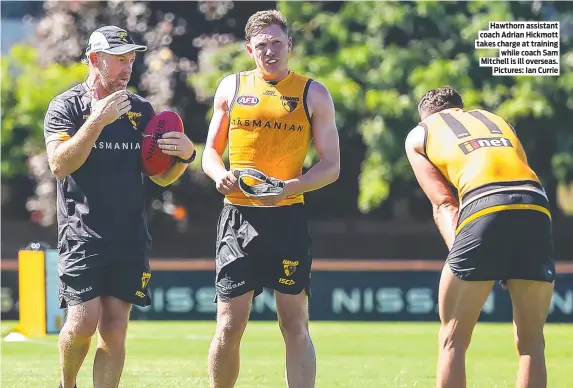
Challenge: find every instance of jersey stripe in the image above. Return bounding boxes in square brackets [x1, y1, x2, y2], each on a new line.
[468, 110, 503, 134]
[440, 113, 471, 138]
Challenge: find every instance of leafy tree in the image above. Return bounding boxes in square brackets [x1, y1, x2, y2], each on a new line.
[1, 44, 87, 225]
[1, 44, 87, 177]
[190, 1, 573, 217]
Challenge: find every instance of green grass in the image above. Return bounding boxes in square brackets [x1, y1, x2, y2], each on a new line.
[1, 321, 571, 387]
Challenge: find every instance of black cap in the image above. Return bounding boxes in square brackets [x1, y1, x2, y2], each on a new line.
[85, 25, 147, 56]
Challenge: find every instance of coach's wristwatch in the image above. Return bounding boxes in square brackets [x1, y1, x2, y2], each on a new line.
[176, 149, 196, 164]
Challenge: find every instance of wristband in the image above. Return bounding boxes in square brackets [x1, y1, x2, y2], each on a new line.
[176, 149, 196, 164]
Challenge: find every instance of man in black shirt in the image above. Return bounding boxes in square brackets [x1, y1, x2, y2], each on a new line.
[44, 26, 196, 388]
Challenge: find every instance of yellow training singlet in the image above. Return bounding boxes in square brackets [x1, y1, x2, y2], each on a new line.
[423, 108, 541, 202]
[225, 70, 313, 207]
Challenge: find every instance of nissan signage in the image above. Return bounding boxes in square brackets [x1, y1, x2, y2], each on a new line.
[2, 269, 572, 323]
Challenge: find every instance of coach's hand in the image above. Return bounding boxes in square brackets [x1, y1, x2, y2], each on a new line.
[158, 132, 195, 160]
[91, 90, 131, 127]
[214, 171, 239, 195]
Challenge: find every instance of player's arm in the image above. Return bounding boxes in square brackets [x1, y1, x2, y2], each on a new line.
[44, 99, 106, 180]
[283, 81, 340, 196]
[405, 126, 459, 250]
[201, 75, 239, 194]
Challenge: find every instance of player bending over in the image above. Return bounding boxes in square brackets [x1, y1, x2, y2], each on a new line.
[405, 86, 554, 388]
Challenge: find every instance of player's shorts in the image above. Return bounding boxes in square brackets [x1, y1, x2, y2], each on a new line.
[447, 190, 555, 283]
[214, 203, 312, 302]
[58, 239, 152, 308]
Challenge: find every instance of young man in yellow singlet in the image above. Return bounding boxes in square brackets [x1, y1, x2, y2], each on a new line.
[202, 9, 340, 388]
[405, 86, 555, 388]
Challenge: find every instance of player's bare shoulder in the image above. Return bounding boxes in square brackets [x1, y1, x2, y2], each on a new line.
[206, 73, 238, 143]
[405, 124, 427, 155]
[305, 79, 334, 118]
[215, 73, 238, 113]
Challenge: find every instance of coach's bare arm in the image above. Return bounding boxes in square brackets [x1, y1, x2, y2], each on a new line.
[201, 75, 239, 195]
[405, 126, 459, 250]
[283, 81, 341, 195]
[46, 90, 130, 179]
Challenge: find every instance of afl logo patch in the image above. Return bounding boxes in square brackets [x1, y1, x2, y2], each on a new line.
[237, 95, 260, 106]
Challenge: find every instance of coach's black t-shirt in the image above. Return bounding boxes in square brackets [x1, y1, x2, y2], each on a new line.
[44, 82, 155, 250]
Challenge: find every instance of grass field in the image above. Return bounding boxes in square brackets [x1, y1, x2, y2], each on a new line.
[1, 320, 571, 388]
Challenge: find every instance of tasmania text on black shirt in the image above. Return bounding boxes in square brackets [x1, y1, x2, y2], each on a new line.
[44, 83, 155, 247]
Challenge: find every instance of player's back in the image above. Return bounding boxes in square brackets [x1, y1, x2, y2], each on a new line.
[422, 106, 554, 285]
[423, 108, 542, 203]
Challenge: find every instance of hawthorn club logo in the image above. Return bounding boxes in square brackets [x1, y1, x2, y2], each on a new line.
[117, 31, 129, 43]
[282, 260, 299, 276]
[280, 96, 299, 113]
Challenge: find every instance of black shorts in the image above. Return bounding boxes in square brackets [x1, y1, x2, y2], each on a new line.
[58, 239, 152, 308]
[215, 203, 312, 301]
[447, 190, 555, 283]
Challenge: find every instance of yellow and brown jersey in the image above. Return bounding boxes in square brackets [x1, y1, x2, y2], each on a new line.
[422, 108, 542, 203]
[225, 70, 313, 207]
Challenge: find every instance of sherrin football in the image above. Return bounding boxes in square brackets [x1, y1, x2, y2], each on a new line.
[140, 110, 184, 176]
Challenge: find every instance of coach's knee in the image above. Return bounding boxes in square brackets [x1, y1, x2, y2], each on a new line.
[98, 316, 129, 347]
[62, 304, 100, 338]
[438, 322, 471, 352]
